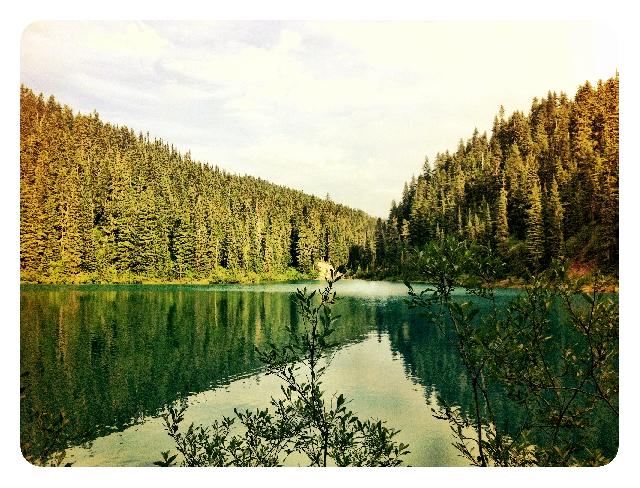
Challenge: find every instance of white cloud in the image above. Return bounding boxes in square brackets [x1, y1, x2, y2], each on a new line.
[78, 21, 168, 57]
[276, 29, 303, 53]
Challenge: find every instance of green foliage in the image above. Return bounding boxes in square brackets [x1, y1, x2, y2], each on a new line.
[19, 87, 376, 283]
[495, 185, 509, 253]
[525, 169, 545, 269]
[381, 75, 618, 277]
[156, 272, 409, 466]
[405, 240, 618, 466]
[546, 177, 565, 261]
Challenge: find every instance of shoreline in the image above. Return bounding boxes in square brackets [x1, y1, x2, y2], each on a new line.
[20, 274, 619, 293]
[352, 273, 619, 294]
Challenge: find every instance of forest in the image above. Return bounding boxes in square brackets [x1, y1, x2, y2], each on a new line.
[374, 75, 619, 279]
[20, 75, 618, 283]
[19, 86, 377, 284]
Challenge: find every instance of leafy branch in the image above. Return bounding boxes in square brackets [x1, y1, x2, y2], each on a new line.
[405, 237, 618, 466]
[157, 270, 409, 467]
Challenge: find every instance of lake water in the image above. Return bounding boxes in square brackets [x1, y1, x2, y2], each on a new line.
[20, 280, 616, 466]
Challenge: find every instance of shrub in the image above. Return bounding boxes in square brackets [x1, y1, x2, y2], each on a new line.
[156, 271, 409, 467]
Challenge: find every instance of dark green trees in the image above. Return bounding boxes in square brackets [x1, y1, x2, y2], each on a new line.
[19, 87, 377, 283]
[546, 178, 564, 261]
[525, 169, 544, 268]
[495, 184, 509, 253]
[20, 75, 619, 281]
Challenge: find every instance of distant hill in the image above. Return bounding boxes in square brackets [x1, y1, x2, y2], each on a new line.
[374, 75, 618, 277]
[19, 86, 377, 283]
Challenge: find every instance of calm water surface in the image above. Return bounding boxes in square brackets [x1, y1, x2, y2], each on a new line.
[20, 280, 615, 466]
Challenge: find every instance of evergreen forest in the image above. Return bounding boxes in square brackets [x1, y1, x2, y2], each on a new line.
[19, 86, 377, 283]
[375, 75, 619, 279]
[20, 75, 620, 468]
[20, 75, 618, 283]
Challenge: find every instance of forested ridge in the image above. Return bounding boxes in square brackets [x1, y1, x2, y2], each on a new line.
[374, 75, 619, 278]
[19, 86, 377, 283]
[20, 76, 618, 284]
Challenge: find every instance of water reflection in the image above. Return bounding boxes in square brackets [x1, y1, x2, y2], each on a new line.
[20, 283, 382, 459]
[384, 292, 618, 460]
[20, 281, 617, 466]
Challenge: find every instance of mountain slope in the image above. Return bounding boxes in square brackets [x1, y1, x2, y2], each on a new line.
[19, 87, 377, 283]
[375, 75, 618, 276]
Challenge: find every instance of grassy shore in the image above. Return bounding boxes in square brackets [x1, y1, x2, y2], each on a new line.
[351, 269, 618, 293]
[20, 265, 618, 293]
[20, 266, 316, 286]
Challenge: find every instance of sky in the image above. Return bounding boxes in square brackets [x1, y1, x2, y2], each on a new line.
[20, 21, 618, 217]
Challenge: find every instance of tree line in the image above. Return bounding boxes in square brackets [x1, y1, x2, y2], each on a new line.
[20, 75, 618, 283]
[375, 75, 619, 277]
[19, 86, 377, 283]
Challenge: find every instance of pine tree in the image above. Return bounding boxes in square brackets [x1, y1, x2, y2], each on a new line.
[383, 75, 617, 276]
[466, 210, 476, 241]
[19, 87, 379, 282]
[374, 219, 387, 268]
[473, 213, 481, 241]
[504, 144, 527, 239]
[172, 212, 195, 278]
[495, 185, 509, 253]
[386, 217, 401, 267]
[546, 178, 564, 261]
[400, 219, 410, 245]
[19, 77, 619, 281]
[296, 221, 319, 274]
[481, 198, 492, 244]
[193, 196, 210, 276]
[409, 178, 430, 247]
[599, 173, 618, 269]
[525, 170, 545, 269]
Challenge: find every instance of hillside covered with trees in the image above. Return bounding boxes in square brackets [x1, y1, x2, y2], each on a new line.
[19, 87, 377, 283]
[374, 75, 619, 278]
[20, 76, 619, 284]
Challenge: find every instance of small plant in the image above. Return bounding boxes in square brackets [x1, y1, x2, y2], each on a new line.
[156, 270, 409, 467]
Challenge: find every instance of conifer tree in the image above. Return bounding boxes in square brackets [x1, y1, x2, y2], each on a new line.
[19, 86, 378, 282]
[525, 171, 545, 269]
[400, 219, 410, 245]
[481, 198, 492, 244]
[473, 213, 481, 241]
[193, 196, 210, 276]
[495, 185, 509, 253]
[386, 217, 401, 266]
[466, 210, 476, 241]
[409, 178, 430, 247]
[385, 75, 617, 276]
[546, 178, 564, 260]
[504, 144, 527, 239]
[374, 219, 387, 267]
[599, 173, 618, 269]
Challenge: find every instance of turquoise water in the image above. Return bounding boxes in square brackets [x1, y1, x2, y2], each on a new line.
[19, 280, 615, 466]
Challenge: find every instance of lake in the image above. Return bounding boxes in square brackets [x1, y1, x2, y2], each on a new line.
[20, 280, 616, 466]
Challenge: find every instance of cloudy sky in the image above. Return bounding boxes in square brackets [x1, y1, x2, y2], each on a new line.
[21, 21, 618, 217]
